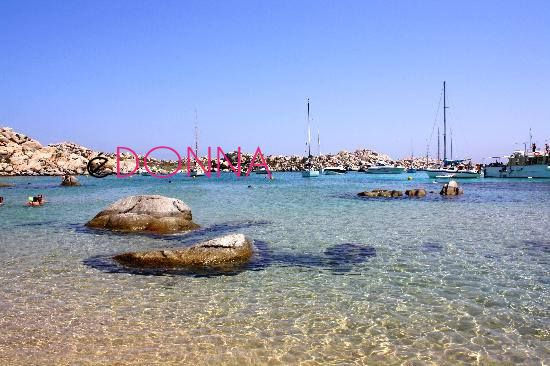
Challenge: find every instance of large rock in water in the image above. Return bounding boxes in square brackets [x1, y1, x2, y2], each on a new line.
[86, 195, 199, 233]
[405, 188, 427, 197]
[440, 180, 464, 196]
[113, 234, 253, 268]
[61, 175, 80, 186]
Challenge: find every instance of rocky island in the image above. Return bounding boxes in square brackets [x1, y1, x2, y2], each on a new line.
[0, 126, 436, 176]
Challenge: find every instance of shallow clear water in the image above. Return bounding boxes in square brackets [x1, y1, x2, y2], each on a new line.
[0, 173, 548, 365]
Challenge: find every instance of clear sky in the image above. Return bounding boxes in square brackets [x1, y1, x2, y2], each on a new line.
[1, 0, 549, 162]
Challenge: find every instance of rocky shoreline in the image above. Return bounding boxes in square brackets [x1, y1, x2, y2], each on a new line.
[1, 126, 437, 176]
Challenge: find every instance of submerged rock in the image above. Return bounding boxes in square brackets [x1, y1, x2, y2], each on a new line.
[440, 180, 464, 196]
[357, 189, 403, 198]
[325, 243, 377, 264]
[113, 233, 253, 268]
[61, 175, 80, 186]
[405, 188, 426, 197]
[86, 195, 199, 233]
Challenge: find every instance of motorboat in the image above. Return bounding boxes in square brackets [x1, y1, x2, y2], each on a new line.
[302, 168, 320, 177]
[364, 162, 405, 174]
[324, 166, 346, 175]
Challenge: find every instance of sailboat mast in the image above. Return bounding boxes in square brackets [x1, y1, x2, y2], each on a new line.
[437, 127, 441, 163]
[443, 81, 447, 163]
[450, 128, 453, 160]
[317, 129, 320, 156]
[194, 108, 199, 158]
[307, 98, 311, 158]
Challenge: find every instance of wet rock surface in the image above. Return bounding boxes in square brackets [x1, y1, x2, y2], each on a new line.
[113, 234, 253, 268]
[405, 188, 427, 197]
[61, 175, 80, 186]
[86, 195, 199, 233]
[440, 180, 464, 196]
[358, 188, 431, 198]
[357, 189, 403, 198]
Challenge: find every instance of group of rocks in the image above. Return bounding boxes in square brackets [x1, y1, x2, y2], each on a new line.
[358, 188, 427, 198]
[86, 195, 253, 269]
[358, 181, 463, 198]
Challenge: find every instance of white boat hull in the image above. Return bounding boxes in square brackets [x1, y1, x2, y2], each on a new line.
[424, 169, 479, 179]
[324, 167, 346, 175]
[190, 170, 205, 177]
[302, 170, 320, 177]
[485, 165, 550, 178]
[450, 171, 480, 179]
[364, 167, 405, 174]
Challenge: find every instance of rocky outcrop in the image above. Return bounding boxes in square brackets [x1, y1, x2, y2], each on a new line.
[358, 189, 403, 198]
[0, 182, 14, 187]
[0, 126, 442, 175]
[0, 127, 94, 176]
[86, 195, 199, 233]
[358, 188, 430, 198]
[440, 180, 463, 196]
[113, 233, 253, 268]
[405, 188, 427, 197]
[61, 175, 80, 186]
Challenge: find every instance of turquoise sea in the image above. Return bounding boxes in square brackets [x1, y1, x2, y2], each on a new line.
[0, 173, 548, 365]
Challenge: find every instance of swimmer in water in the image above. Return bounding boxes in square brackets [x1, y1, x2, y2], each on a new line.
[27, 195, 45, 206]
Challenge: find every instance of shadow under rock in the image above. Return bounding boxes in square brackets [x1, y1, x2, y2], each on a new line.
[83, 239, 378, 278]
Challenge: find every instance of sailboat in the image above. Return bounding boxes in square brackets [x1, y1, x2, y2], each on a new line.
[406, 141, 417, 173]
[190, 109, 205, 177]
[317, 129, 325, 174]
[302, 98, 319, 177]
[424, 82, 480, 179]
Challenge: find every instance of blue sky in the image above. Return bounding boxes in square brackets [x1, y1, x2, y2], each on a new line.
[1, 0, 549, 161]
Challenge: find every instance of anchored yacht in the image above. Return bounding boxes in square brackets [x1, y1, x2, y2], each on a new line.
[364, 161, 405, 174]
[324, 166, 347, 175]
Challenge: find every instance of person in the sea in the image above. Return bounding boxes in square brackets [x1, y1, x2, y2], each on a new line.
[27, 195, 45, 206]
[0, 196, 4, 205]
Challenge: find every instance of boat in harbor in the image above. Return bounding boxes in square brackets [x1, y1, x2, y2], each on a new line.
[484, 148, 550, 178]
[364, 161, 405, 174]
[405, 141, 417, 173]
[255, 167, 270, 174]
[137, 168, 150, 176]
[424, 160, 480, 179]
[423, 81, 480, 179]
[302, 98, 319, 178]
[317, 130, 324, 174]
[324, 166, 346, 175]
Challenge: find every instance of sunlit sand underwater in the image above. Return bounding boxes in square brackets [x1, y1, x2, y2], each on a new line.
[0, 173, 548, 365]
